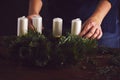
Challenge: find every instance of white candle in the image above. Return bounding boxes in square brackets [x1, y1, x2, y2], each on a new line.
[71, 18, 82, 35]
[32, 16, 42, 34]
[17, 16, 28, 36]
[53, 18, 63, 37]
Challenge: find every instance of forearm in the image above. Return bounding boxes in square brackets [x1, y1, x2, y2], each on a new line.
[28, 0, 42, 15]
[80, 0, 112, 39]
[90, 0, 111, 24]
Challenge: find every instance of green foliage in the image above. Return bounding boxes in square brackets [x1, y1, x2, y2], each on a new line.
[9, 30, 50, 67]
[57, 34, 97, 65]
[1, 31, 120, 79]
[2, 31, 98, 67]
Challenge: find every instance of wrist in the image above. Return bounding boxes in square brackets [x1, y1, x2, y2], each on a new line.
[90, 0, 111, 25]
[89, 16, 103, 25]
[28, 0, 42, 16]
[28, 11, 40, 15]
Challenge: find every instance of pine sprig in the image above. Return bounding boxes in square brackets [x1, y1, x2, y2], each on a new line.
[1, 31, 98, 67]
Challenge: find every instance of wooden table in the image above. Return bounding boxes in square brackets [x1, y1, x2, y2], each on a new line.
[0, 46, 120, 80]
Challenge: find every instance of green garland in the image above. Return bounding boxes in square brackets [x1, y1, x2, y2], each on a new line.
[1, 30, 97, 67]
[1, 31, 120, 79]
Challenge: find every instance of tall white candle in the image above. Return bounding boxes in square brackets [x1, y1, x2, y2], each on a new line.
[53, 18, 63, 37]
[32, 16, 42, 34]
[17, 16, 28, 36]
[71, 18, 82, 35]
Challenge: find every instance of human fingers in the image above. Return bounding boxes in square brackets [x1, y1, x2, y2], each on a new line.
[27, 15, 39, 30]
[80, 22, 94, 37]
[90, 28, 100, 39]
[97, 29, 103, 39]
[84, 26, 97, 39]
[89, 23, 103, 39]
[28, 19, 35, 30]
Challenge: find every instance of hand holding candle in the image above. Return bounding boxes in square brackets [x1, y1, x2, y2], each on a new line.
[53, 18, 63, 37]
[71, 18, 82, 35]
[17, 16, 28, 36]
[32, 16, 42, 34]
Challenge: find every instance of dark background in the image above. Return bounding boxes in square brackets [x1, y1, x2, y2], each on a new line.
[0, 0, 48, 36]
[0, 0, 120, 36]
[0, 0, 29, 36]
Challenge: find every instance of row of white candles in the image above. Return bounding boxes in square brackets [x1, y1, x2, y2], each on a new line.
[17, 16, 42, 36]
[17, 16, 82, 37]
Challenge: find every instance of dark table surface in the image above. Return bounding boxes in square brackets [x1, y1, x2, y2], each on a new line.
[0, 46, 120, 80]
[0, 58, 109, 80]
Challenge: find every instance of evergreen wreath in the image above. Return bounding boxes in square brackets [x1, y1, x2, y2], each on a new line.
[0, 30, 98, 67]
[1, 30, 120, 79]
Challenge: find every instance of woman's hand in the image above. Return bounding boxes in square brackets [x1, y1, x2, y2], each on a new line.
[80, 17, 103, 39]
[27, 14, 40, 30]
[80, 0, 111, 40]
[28, 0, 43, 30]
